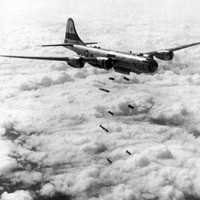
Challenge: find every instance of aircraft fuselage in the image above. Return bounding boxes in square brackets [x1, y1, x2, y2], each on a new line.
[67, 45, 158, 74]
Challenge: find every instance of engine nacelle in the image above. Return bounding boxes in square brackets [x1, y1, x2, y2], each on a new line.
[147, 59, 158, 73]
[67, 58, 85, 68]
[154, 50, 174, 61]
[88, 57, 113, 70]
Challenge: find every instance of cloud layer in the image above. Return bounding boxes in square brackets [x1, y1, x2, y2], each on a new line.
[1, 0, 200, 200]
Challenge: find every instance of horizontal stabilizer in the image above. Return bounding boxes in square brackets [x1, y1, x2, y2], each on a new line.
[85, 42, 98, 45]
[41, 43, 74, 47]
[41, 42, 97, 47]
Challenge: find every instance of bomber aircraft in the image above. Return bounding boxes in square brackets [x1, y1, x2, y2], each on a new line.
[1, 18, 200, 75]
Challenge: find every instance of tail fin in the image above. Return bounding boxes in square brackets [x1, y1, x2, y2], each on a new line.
[64, 18, 85, 45]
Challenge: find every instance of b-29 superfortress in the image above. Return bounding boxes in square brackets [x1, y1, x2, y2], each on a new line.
[1, 18, 200, 75]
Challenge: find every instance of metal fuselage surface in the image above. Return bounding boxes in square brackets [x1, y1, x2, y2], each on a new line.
[67, 45, 158, 74]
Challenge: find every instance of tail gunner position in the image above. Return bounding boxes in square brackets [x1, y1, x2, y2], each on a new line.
[1, 18, 200, 75]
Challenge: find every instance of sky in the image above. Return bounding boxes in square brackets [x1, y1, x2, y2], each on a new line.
[1, 0, 200, 200]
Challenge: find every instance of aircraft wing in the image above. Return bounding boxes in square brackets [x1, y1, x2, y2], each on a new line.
[0, 55, 72, 61]
[166, 41, 200, 52]
[142, 41, 200, 55]
[0, 55, 96, 62]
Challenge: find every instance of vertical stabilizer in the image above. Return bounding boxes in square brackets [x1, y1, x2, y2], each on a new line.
[64, 18, 85, 45]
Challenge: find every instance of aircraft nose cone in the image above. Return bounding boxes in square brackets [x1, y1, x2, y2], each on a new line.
[148, 59, 158, 73]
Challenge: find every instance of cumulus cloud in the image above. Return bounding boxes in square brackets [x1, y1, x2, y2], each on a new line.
[74, 71, 88, 79]
[40, 183, 56, 197]
[82, 141, 108, 155]
[1, 190, 33, 200]
[95, 93, 154, 118]
[20, 73, 74, 91]
[1, 0, 200, 199]
[149, 103, 189, 126]
[0, 140, 17, 176]
[51, 63, 69, 71]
